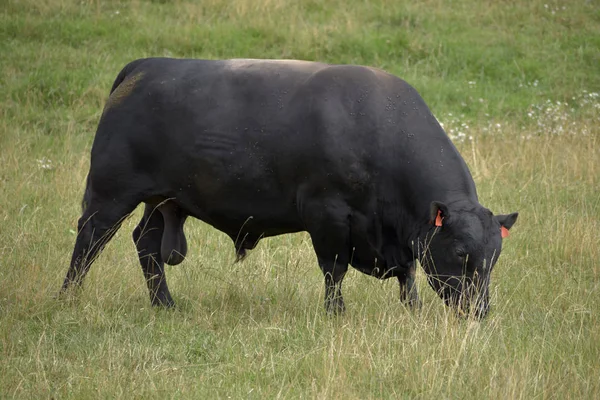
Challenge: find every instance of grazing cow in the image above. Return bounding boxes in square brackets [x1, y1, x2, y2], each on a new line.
[61, 58, 518, 318]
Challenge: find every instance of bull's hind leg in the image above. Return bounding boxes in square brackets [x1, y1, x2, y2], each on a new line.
[132, 204, 175, 307]
[61, 197, 138, 294]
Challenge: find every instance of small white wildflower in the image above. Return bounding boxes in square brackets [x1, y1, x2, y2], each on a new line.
[37, 157, 53, 170]
[496, 123, 501, 128]
[114, 10, 120, 15]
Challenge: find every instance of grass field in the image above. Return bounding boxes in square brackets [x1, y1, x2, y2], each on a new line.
[1, 0, 599, 398]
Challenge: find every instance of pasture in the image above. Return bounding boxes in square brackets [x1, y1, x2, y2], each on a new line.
[1, 0, 599, 398]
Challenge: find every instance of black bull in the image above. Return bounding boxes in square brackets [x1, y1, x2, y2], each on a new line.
[61, 58, 518, 318]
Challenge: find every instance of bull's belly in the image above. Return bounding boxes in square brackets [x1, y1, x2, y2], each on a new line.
[350, 255, 401, 279]
[348, 238, 409, 279]
[170, 188, 304, 240]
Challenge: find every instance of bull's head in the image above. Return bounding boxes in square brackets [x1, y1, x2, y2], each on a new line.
[420, 201, 518, 319]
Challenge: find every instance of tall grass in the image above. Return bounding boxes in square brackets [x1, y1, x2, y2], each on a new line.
[1, 0, 599, 398]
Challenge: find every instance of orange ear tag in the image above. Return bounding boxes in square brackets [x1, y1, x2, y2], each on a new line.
[501, 226, 510, 238]
[435, 210, 443, 227]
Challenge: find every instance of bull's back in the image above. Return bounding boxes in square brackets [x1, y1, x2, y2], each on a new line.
[97, 58, 364, 188]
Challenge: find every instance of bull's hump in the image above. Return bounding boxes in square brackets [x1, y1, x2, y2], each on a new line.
[225, 58, 326, 72]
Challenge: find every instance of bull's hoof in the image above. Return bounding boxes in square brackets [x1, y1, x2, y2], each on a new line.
[405, 298, 422, 310]
[150, 294, 175, 308]
[56, 281, 85, 302]
[325, 298, 346, 316]
[56, 289, 79, 304]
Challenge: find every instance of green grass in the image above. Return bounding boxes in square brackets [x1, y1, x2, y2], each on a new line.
[1, 0, 599, 398]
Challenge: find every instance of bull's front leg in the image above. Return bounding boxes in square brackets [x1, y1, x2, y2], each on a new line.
[398, 261, 421, 308]
[303, 197, 351, 314]
[320, 257, 348, 315]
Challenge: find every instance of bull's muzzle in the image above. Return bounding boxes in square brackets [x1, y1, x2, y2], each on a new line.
[438, 279, 489, 320]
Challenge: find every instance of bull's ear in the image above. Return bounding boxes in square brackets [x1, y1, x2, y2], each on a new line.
[430, 201, 450, 227]
[496, 212, 518, 230]
[496, 212, 518, 238]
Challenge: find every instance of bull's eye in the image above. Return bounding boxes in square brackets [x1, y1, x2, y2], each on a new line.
[456, 250, 468, 267]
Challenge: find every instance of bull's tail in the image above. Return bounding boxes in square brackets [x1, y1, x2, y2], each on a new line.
[109, 58, 149, 94]
[81, 174, 92, 212]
